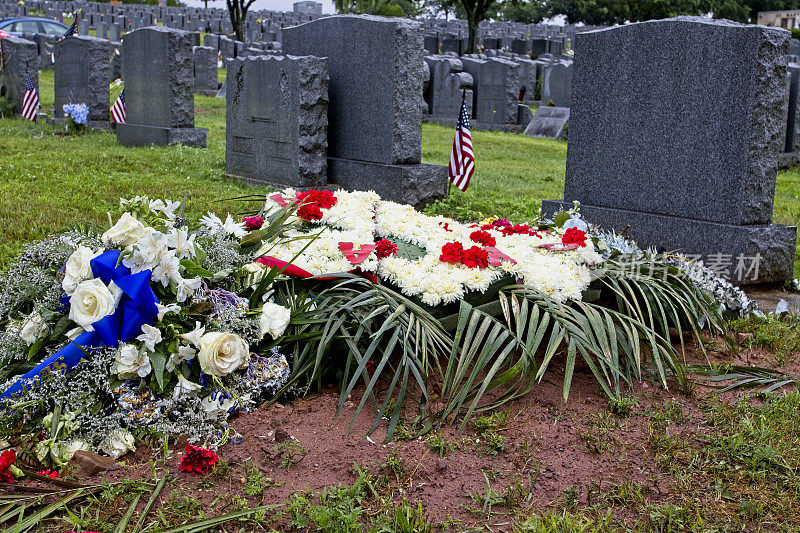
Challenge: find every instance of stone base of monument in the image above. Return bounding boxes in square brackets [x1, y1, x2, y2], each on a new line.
[541, 200, 797, 285]
[116, 123, 207, 148]
[47, 117, 113, 132]
[778, 152, 800, 169]
[328, 157, 447, 209]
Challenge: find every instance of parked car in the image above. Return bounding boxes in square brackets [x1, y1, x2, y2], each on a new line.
[0, 17, 69, 39]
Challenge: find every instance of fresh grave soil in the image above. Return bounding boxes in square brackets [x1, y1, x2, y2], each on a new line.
[59, 333, 800, 532]
[745, 283, 800, 313]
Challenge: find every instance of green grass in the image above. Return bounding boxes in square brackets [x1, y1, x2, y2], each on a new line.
[1, 69, 799, 278]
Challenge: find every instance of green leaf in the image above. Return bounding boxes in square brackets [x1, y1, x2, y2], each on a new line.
[394, 239, 426, 261]
[240, 229, 269, 249]
[553, 210, 570, 227]
[148, 350, 167, 391]
[180, 259, 213, 279]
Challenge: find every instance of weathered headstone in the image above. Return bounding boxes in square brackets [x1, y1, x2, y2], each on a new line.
[226, 55, 328, 188]
[542, 17, 797, 283]
[523, 106, 568, 139]
[283, 15, 447, 207]
[193, 45, 218, 96]
[0, 36, 38, 116]
[116, 26, 206, 148]
[53, 35, 113, 125]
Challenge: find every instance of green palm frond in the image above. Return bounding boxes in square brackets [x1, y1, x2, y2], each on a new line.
[688, 364, 800, 394]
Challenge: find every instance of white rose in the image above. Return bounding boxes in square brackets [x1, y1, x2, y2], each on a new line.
[259, 303, 291, 340]
[101, 212, 147, 248]
[241, 262, 267, 287]
[197, 332, 249, 376]
[62, 246, 101, 294]
[19, 311, 48, 346]
[114, 344, 152, 378]
[100, 428, 136, 459]
[69, 279, 120, 331]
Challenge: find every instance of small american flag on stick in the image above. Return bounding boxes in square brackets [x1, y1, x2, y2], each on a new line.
[62, 16, 77, 39]
[448, 92, 474, 192]
[111, 89, 126, 124]
[21, 71, 40, 122]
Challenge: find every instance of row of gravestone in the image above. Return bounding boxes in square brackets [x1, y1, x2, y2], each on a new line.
[0, 15, 797, 284]
[422, 54, 572, 129]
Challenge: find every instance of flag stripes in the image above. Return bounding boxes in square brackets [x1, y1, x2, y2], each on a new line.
[111, 89, 126, 124]
[21, 72, 39, 122]
[448, 95, 474, 192]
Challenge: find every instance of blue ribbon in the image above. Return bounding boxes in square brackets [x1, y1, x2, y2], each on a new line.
[1, 250, 159, 400]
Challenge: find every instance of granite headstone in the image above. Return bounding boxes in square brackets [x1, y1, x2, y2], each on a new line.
[542, 17, 796, 283]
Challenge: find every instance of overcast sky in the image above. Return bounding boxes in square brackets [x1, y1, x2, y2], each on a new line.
[181, 0, 337, 15]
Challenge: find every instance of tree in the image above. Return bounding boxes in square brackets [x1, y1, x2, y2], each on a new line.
[499, 0, 548, 23]
[333, 0, 421, 16]
[226, 0, 255, 41]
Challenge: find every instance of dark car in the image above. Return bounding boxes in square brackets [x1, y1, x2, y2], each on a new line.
[0, 17, 69, 39]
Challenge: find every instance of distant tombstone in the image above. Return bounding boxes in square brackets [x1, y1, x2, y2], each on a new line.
[542, 17, 797, 283]
[510, 39, 529, 55]
[226, 55, 328, 187]
[116, 26, 206, 148]
[109, 23, 121, 42]
[97, 22, 108, 40]
[110, 43, 123, 80]
[219, 35, 235, 59]
[53, 35, 113, 124]
[530, 38, 547, 56]
[203, 33, 219, 50]
[523, 106, 568, 139]
[781, 63, 800, 168]
[193, 45, 218, 96]
[283, 15, 447, 207]
[540, 60, 572, 107]
[0, 36, 38, 116]
[424, 55, 473, 119]
[461, 56, 521, 125]
[215, 81, 227, 98]
[442, 37, 466, 56]
[424, 34, 440, 54]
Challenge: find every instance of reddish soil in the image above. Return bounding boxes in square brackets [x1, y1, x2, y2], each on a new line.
[64, 331, 798, 531]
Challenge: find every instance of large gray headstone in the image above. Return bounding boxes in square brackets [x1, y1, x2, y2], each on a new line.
[279, 15, 446, 208]
[0, 36, 38, 116]
[542, 17, 797, 283]
[283, 15, 423, 165]
[54, 35, 113, 122]
[226, 55, 328, 188]
[116, 26, 206, 147]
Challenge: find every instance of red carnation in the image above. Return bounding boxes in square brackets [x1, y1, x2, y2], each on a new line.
[375, 239, 398, 258]
[470, 230, 496, 247]
[179, 445, 219, 475]
[562, 227, 588, 248]
[36, 468, 60, 479]
[501, 224, 532, 236]
[462, 246, 489, 269]
[296, 203, 323, 221]
[439, 242, 465, 264]
[295, 189, 337, 210]
[0, 449, 17, 483]
[242, 216, 264, 231]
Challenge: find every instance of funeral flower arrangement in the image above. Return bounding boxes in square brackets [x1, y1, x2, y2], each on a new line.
[0, 189, 729, 467]
[0, 197, 290, 465]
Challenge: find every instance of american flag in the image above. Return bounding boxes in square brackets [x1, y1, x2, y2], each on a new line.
[21, 72, 39, 122]
[62, 17, 78, 39]
[111, 89, 126, 124]
[448, 94, 474, 192]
